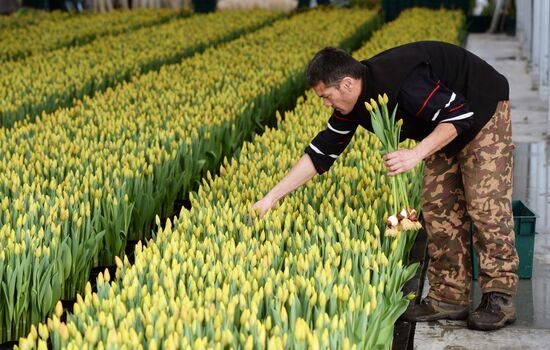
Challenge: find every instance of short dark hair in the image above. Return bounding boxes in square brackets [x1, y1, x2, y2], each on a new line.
[307, 47, 364, 87]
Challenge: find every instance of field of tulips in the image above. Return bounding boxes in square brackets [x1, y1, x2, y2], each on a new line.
[0, 8, 183, 62]
[14, 7, 465, 349]
[17, 88, 424, 350]
[0, 10, 281, 128]
[0, 8, 381, 343]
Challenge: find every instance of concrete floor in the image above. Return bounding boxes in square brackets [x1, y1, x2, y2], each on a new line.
[413, 33, 550, 349]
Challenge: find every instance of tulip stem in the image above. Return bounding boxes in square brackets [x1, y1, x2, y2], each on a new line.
[391, 176, 398, 215]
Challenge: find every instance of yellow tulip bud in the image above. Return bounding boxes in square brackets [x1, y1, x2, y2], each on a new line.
[58, 323, 69, 341]
[85, 325, 99, 345]
[146, 324, 154, 339]
[319, 291, 327, 309]
[55, 301, 63, 318]
[222, 330, 233, 345]
[37, 340, 48, 350]
[391, 238, 398, 252]
[342, 337, 351, 350]
[280, 306, 288, 325]
[294, 318, 308, 341]
[370, 296, 377, 311]
[378, 280, 384, 294]
[264, 279, 272, 297]
[30, 325, 38, 340]
[38, 323, 49, 340]
[245, 336, 253, 350]
[308, 333, 320, 350]
[370, 98, 378, 110]
[115, 256, 123, 268]
[331, 315, 338, 330]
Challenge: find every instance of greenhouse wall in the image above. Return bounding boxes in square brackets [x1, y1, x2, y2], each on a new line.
[516, 0, 550, 130]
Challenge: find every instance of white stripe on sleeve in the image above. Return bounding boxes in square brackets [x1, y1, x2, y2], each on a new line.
[327, 122, 351, 135]
[440, 112, 474, 122]
[444, 93, 456, 108]
[432, 109, 441, 121]
[308, 143, 325, 155]
[309, 143, 338, 159]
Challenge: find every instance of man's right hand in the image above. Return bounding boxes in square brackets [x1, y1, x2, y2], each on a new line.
[250, 154, 318, 220]
[252, 195, 276, 218]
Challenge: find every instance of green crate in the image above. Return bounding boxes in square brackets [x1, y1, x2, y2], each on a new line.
[471, 200, 536, 279]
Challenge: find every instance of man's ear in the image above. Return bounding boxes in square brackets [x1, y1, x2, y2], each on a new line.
[341, 77, 353, 92]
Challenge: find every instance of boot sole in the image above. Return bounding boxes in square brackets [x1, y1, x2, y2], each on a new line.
[402, 309, 469, 322]
[467, 315, 517, 331]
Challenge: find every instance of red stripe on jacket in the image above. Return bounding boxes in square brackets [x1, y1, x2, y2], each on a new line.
[416, 80, 440, 117]
[447, 103, 464, 113]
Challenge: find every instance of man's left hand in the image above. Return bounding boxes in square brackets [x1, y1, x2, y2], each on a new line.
[383, 148, 422, 176]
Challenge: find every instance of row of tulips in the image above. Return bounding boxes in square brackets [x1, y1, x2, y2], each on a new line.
[16, 8, 465, 349]
[0, 8, 381, 343]
[0, 9, 281, 128]
[352, 7, 465, 61]
[0, 8, 184, 62]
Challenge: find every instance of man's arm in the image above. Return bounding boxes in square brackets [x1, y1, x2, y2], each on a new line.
[252, 154, 318, 217]
[253, 109, 359, 217]
[383, 123, 457, 176]
[384, 63, 474, 176]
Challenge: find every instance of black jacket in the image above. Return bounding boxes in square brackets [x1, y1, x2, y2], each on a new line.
[305, 41, 509, 174]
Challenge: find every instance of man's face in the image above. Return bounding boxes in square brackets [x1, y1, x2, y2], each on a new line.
[313, 78, 359, 115]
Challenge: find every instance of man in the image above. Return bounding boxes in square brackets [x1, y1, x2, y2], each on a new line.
[252, 42, 519, 331]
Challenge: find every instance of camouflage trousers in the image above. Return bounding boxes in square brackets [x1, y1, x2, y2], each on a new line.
[422, 100, 519, 306]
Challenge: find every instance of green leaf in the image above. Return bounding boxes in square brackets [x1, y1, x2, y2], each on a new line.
[40, 284, 53, 315]
[370, 115, 386, 149]
[60, 241, 72, 280]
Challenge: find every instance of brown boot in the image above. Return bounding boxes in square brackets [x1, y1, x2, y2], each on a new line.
[402, 297, 469, 322]
[467, 292, 516, 331]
